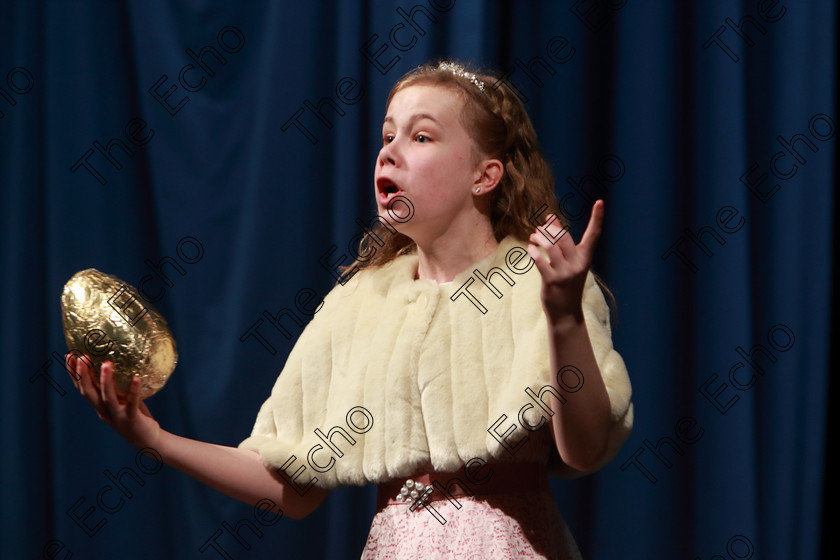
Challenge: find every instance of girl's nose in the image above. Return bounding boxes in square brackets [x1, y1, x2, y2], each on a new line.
[378, 140, 399, 167]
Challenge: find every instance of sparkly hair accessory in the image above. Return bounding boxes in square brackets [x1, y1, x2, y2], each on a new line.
[439, 62, 486, 94]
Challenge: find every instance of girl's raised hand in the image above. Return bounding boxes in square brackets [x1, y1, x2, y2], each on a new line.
[527, 200, 604, 323]
[66, 354, 161, 450]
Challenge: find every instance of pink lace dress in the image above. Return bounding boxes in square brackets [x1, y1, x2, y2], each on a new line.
[361, 489, 582, 559]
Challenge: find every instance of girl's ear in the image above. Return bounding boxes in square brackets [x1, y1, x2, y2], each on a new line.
[473, 158, 504, 194]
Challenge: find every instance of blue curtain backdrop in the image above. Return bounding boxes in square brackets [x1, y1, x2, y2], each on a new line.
[1, 0, 834, 558]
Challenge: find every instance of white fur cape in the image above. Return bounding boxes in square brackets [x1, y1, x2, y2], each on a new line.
[239, 236, 633, 489]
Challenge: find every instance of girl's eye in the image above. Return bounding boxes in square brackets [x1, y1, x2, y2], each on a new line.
[383, 134, 394, 144]
[416, 134, 429, 143]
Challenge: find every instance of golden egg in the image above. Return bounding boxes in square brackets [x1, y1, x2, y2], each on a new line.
[61, 268, 177, 398]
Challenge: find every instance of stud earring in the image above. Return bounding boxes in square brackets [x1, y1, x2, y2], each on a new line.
[474, 187, 481, 193]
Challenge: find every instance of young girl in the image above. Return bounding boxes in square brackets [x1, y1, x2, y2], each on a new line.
[68, 61, 633, 559]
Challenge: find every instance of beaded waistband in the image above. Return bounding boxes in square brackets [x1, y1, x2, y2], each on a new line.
[375, 462, 549, 512]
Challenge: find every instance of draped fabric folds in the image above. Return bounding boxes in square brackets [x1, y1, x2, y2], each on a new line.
[0, 1, 832, 558]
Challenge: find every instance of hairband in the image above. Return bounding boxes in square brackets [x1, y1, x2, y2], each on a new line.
[438, 62, 486, 94]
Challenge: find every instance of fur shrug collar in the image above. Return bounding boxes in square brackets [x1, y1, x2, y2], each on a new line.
[240, 236, 632, 489]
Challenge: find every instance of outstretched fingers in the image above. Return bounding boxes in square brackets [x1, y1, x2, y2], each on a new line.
[530, 201, 605, 273]
[576, 200, 604, 263]
[526, 201, 607, 320]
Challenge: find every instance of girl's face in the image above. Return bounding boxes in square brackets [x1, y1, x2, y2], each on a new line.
[375, 84, 486, 242]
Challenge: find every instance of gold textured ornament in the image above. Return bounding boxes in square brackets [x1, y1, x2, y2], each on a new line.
[61, 268, 177, 398]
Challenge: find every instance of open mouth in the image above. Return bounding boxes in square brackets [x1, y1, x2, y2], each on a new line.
[376, 177, 403, 201]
